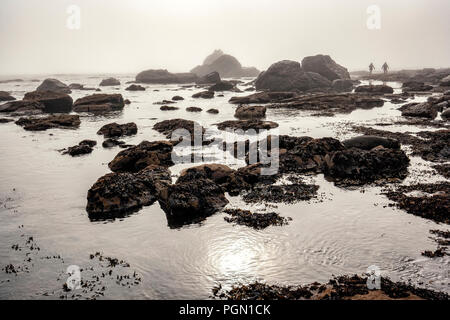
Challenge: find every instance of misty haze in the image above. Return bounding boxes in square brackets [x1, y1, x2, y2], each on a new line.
[0, 0, 449, 304]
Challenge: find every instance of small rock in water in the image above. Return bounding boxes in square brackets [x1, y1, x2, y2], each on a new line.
[223, 209, 291, 229]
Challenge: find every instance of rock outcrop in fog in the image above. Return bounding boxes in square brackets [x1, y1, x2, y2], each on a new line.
[191, 49, 260, 78]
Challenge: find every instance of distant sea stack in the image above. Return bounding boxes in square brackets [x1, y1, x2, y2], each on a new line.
[191, 49, 260, 78]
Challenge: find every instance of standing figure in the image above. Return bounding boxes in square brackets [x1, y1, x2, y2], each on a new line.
[382, 62, 389, 74]
[369, 63, 375, 74]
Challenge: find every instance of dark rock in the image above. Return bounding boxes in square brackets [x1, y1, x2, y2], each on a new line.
[213, 275, 450, 300]
[186, 107, 202, 112]
[153, 118, 204, 140]
[242, 183, 319, 204]
[135, 69, 197, 84]
[191, 51, 259, 78]
[160, 105, 179, 111]
[97, 122, 137, 138]
[207, 108, 219, 114]
[209, 81, 235, 91]
[215, 120, 278, 131]
[15, 114, 80, 131]
[36, 78, 71, 94]
[63, 140, 97, 156]
[331, 79, 353, 91]
[124, 99, 131, 105]
[402, 81, 433, 92]
[0, 91, 15, 102]
[433, 163, 450, 178]
[102, 138, 125, 148]
[255, 60, 331, 92]
[192, 90, 214, 99]
[0, 100, 45, 113]
[99, 78, 120, 86]
[178, 164, 235, 188]
[223, 209, 290, 229]
[275, 136, 345, 174]
[354, 85, 394, 94]
[86, 165, 171, 216]
[399, 102, 438, 119]
[108, 140, 174, 172]
[301, 54, 350, 81]
[68, 83, 84, 90]
[413, 130, 450, 162]
[171, 95, 184, 101]
[158, 178, 228, 227]
[229, 91, 297, 104]
[0, 118, 13, 123]
[383, 182, 449, 224]
[154, 99, 176, 105]
[342, 135, 400, 150]
[125, 84, 145, 91]
[234, 105, 266, 119]
[195, 71, 221, 84]
[441, 108, 450, 120]
[325, 146, 410, 185]
[268, 93, 385, 115]
[73, 94, 124, 112]
[23, 91, 73, 113]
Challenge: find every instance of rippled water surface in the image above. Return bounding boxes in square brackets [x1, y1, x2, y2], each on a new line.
[0, 75, 448, 299]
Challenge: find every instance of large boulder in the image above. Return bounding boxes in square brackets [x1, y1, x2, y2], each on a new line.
[0, 91, 15, 102]
[301, 54, 350, 81]
[158, 178, 229, 226]
[153, 119, 204, 139]
[255, 60, 331, 92]
[332, 79, 354, 92]
[135, 69, 198, 84]
[36, 78, 71, 94]
[73, 93, 124, 112]
[192, 90, 214, 99]
[195, 72, 221, 84]
[23, 91, 73, 113]
[191, 51, 260, 78]
[108, 140, 174, 172]
[86, 165, 171, 216]
[0, 100, 45, 113]
[15, 114, 80, 131]
[234, 105, 266, 119]
[399, 102, 438, 119]
[402, 81, 433, 92]
[324, 146, 410, 185]
[209, 81, 236, 92]
[178, 164, 235, 188]
[99, 77, 120, 86]
[97, 122, 137, 138]
[355, 85, 394, 94]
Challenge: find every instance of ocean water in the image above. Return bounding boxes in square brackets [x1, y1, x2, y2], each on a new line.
[0, 75, 448, 299]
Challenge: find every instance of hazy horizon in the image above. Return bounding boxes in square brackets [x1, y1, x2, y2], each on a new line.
[1, 0, 449, 76]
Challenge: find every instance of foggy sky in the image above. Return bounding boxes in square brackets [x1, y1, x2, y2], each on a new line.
[0, 0, 449, 76]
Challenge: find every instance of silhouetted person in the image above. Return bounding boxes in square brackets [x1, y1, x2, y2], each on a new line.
[369, 63, 375, 74]
[382, 62, 389, 74]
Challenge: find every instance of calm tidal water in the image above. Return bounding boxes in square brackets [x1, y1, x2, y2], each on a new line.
[0, 75, 448, 299]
